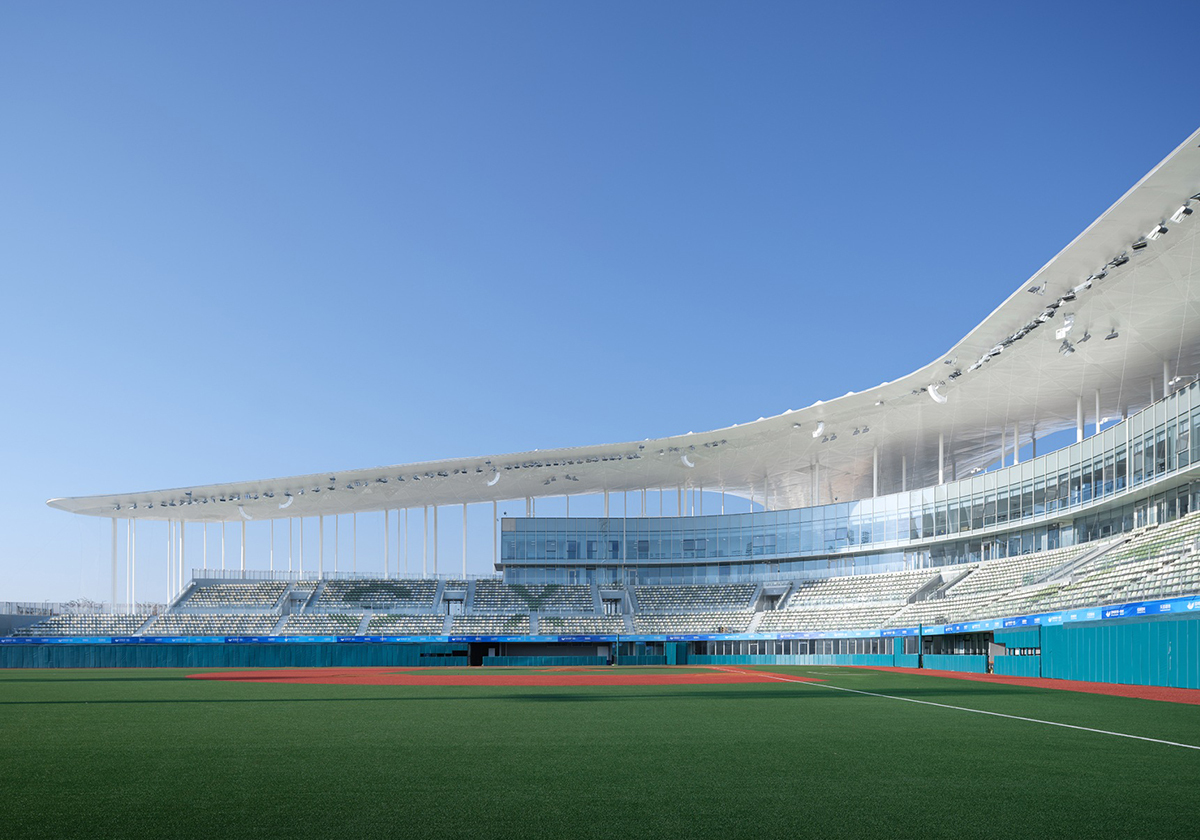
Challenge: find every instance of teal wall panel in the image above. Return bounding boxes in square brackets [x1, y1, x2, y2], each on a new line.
[994, 627, 1040, 648]
[922, 654, 987, 673]
[993, 656, 1041, 677]
[484, 656, 606, 667]
[1041, 615, 1200, 689]
[892, 654, 920, 668]
[0, 643, 468, 669]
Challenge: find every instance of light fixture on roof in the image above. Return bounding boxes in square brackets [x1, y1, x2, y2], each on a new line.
[812, 421, 825, 439]
[1027, 283, 1046, 295]
[1105, 329, 1119, 340]
[1109, 253, 1130, 268]
[1146, 224, 1168, 241]
[875, 399, 884, 406]
[1078, 331, 1091, 343]
[1170, 205, 1193, 224]
[928, 383, 948, 404]
[1059, 339, 1075, 356]
[1132, 238, 1148, 251]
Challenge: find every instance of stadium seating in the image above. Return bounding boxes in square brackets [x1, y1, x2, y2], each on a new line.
[633, 584, 756, 612]
[184, 581, 288, 608]
[144, 614, 279, 635]
[316, 579, 439, 611]
[451, 614, 531, 634]
[13, 614, 151, 636]
[758, 605, 899, 632]
[632, 612, 751, 633]
[538, 615, 626, 634]
[472, 581, 593, 612]
[367, 614, 447, 635]
[281, 614, 363, 635]
[784, 570, 935, 607]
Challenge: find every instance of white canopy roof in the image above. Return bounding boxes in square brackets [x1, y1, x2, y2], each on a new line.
[49, 127, 1200, 523]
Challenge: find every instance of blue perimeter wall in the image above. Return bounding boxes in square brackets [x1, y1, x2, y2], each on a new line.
[3, 615, 1198, 689]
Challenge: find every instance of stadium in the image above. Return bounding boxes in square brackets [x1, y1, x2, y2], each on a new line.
[6, 125, 1200, 836]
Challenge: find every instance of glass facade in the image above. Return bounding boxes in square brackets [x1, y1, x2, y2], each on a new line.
[503, 382, 1200, 585]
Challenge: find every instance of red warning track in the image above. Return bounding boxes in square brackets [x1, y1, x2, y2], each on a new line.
[190, 666, 823, 687]
[854, 666, 1200, 706]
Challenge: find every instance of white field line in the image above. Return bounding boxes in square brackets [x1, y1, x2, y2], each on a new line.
[716, 667, 1200, 752]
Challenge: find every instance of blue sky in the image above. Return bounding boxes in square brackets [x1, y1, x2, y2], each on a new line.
[1, 2, 1197, 602]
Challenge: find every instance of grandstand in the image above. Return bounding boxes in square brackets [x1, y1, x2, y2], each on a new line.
[6, 125, 1200, 692]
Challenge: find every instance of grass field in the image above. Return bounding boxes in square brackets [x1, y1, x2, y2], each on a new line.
[2, 665, 1199, 839]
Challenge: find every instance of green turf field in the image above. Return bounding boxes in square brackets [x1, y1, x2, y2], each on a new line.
[2, 666, 1198, 839]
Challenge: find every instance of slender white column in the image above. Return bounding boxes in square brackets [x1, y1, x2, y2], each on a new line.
[492, 501, 497, 569]
[902, 455, 907, 492]
[270, 520, 274, 573]
[353, 512, 357, 573]
[1165, 359, 1171, 396]
[319, 515, 325, 578]
[604, 491, 610, 517]
[1076, 396, 1084, 443]
[203, 523, 208, 571]
[404, 508, 409, 576]
[288, 518, 293, 573]
[130, 520, 136, 614]
[873, 447, 879, 497]
[180, 521, 186, 591]
[433, 506, 439, 574]
[240, 519, 246, 572]
[1095, 389, 1102, 434]
[938, 433, 945, 485]
[299, 517, 304, 575]
[676, 487, 682, 516]
[721, 488, 726, 514]
[1014, 422, 1021, 464]
[462, 503, 468, 578]
[422, 506, 428, 577]
[166, 521, 172, 602]
[334, 515, 340, 573]
[384, 510, 389, 577]
[565, 495, 570, 517]
[125, 519, 132, 613]
[221, 522, 226, 571]
[698, 486, 702, 516]
[111, 518, 118, 611]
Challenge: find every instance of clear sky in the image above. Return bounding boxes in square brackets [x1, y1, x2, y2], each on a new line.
[1, 1, 1197, 603]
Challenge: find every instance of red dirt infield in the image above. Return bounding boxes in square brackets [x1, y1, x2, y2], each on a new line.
[855, 665, 1200, 706]
[189, 666, 823, 687]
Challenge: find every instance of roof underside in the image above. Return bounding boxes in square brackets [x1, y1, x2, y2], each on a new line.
[49, 127, 1200, 522]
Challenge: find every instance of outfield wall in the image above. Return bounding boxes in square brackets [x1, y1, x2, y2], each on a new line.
[0, 643, 467, 669]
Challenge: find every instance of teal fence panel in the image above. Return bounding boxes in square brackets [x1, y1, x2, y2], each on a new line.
[1041, 615, 1200, 689]
[922, 654, 987, 673]
[993, 656, 1041, 677]
[0, 643, 468, 669]
[994, 627, 1041, 648]
[892, 653, 920, 668]
[613, 655, 667, 666]
[689, 654, 895, 667]
[483, 656, 606, 667]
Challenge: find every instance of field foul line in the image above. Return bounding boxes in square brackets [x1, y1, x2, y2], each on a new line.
[715, 668, 1200, 751]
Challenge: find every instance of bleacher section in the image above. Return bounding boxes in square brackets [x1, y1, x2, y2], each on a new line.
[451, 614, 531, 634]
[184, 581, 287, 609]
[145, 614, 279, 635]
[632, 612, 752, 633]
[634, 584, 756, 612]
[758, 605, 899, 632]
[367, 614, 447, 635]
[316, 579, 438, 611]
[13, 614, 151, 636]
[538, 615, 626, 635]
[9, 512, 1200, 640]
[785, 569, 935, 607]
[472, 581, 593, 613]
[281, 614, 362, 635]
